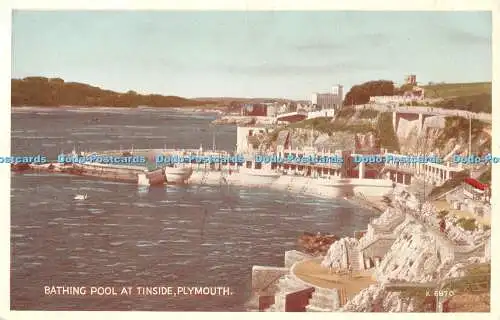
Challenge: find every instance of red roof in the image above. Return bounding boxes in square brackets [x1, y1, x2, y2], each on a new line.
[464, 177, 488, 191]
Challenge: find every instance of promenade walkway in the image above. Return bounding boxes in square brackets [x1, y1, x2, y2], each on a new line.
[432, 199, 491, 226]
[353, 104, 491, 122]
[292, 259, 376, 300]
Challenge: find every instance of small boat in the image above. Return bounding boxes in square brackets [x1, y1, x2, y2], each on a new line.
[163, 166, 193, 184]
[238, 165, 281, 185]
[74, 193, 88, 200]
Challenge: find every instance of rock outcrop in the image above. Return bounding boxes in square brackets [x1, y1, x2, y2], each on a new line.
[374, 220, 453, 283]
[297, 233, 339, 256]
[321, 237, 359, 269]
[212, 116, 270, 125]
[400, 117, 491, 157]
[340, 189, 490, 312]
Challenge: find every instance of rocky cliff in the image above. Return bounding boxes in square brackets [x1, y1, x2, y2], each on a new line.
[260, 129, 382, 154]
[398, 116, 491, 156]
[259, 112, 382, 153]
[260, 110, 490, 164]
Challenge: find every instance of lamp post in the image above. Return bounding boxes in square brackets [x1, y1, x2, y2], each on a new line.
[468, 115, 472, 157]
[212, 125, 216, 152]
[420, 128, 428, 215]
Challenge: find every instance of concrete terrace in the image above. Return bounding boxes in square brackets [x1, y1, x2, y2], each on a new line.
[276, 110, 308, 122]
[292, 259, 376, 299]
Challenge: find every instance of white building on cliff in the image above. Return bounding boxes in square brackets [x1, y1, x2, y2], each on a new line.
[311, 85, 343, 111]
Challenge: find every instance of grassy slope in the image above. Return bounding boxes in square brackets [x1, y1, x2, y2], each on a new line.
[420, 82, 492, 113]
[421, 82, 491, 99]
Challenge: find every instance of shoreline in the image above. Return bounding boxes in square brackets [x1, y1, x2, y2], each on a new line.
[211, 115, 276, 125]
[346, 194, 388, 213]
[11, 105, 225, 112]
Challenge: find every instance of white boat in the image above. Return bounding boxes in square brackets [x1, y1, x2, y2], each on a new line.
[239, 170, 281, 185]
[237, 159, 281, 185]
[74, 193, 87, 200]
[163, 165, 194, 184]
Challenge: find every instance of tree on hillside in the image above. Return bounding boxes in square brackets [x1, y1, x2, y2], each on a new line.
[343, 80, 395, 106]
[394, 83, 415, 95]
[11, 77, 211, 108]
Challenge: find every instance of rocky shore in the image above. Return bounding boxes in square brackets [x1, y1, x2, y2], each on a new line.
[297, 232, 339, 256]
[171, 107, 224, 114]
[211, 116, 276, 125]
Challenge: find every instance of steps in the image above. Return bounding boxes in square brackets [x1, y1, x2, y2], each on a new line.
[359, 234, 397, 252]
[306, 287, 340, 312]
[349, 246, 362, 271]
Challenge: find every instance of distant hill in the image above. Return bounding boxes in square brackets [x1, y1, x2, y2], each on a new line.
[192, 97, 308, 105]
[11, 77, 215, 108]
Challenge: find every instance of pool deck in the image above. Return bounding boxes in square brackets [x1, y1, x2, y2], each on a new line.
[292, 259, 376, 299]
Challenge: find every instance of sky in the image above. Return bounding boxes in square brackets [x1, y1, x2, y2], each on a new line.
[11, 11, 492, 100]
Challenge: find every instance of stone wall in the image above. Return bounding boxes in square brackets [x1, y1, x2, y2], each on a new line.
[396, 118, 420, 139]
[258, 295, 275, 311]
[423, 116, 446, 129]
[362, 239, 395, 261]
[285, 287, 315, 311]
[320, 288, 341, 310]
[352, 183, 394, 197]
[251, 266, 289, 297]
[284, 250, 313, 268]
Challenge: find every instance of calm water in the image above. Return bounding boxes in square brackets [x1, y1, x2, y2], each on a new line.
[10, 107, 376, 311]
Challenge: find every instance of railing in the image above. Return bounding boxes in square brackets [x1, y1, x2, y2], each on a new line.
[359, 234, 397, 251]
[352, 104, 492, 121]
[432, 185, 462, 201]
[370, 213, 406, 234]
[100, 148, 234, 156]
[277, 109, 309, 116]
